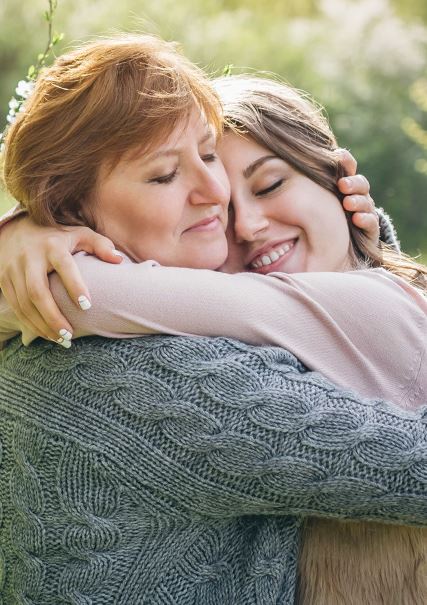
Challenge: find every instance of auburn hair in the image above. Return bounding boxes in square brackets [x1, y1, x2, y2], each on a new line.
[2, 34, 222, 228]
[214, 75, 426, 289]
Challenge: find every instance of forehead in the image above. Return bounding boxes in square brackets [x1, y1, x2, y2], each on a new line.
[122, 107, 217, 166]
[218, 132, 269, 157]
[217, 133, 277, 172]
[150, 111, 216, 157]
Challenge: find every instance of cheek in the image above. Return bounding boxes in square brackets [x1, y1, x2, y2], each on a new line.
[222, 224, 246, 272]
[95, 190, 152, 249]
[305, 190, 348, 238]
[314, 198, 351, 262]
[215, 162, 231, 199]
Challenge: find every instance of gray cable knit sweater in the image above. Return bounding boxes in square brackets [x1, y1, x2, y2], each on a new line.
[0, 335, 426, 604]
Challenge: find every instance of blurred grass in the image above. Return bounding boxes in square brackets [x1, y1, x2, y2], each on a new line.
[0, 189, 14, 216]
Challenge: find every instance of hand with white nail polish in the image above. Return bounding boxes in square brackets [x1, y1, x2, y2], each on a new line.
[56, 337, 72, 349]
[0, 214, 122, 342]
[78, 295, 92, 311]
[59, 328, 73, 341]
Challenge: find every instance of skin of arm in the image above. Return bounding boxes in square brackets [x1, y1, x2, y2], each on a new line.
[0, 251, 425, 407]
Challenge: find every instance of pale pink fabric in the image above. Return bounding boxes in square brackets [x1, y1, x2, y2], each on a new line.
[0, 249, 425, 409]
[0, 204, 25, 227]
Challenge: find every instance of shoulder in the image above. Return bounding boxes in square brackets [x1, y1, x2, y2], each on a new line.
[270, 268, 425, 314]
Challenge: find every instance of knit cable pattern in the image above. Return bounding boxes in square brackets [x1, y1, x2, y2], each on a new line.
[377, 207, 400, 251]
[0, 335, 426, 604]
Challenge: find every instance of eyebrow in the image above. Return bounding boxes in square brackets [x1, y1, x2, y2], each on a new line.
[243, 155, 278, 179]
[145, 130, 215, 162]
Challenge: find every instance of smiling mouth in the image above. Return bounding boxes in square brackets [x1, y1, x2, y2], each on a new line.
[184, 216, 221, 233]
[249, 239, 297, 271]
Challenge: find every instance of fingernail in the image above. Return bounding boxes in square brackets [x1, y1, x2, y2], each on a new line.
[343, 178, 352, 189]
[59, 328, 73, 341]
[56, 338, 72, 349]
[112, 250, 124, 258]
[78, 295, 92, 310]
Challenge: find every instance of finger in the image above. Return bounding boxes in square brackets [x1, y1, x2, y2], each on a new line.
[338, 174, 370, 195]
[342, 194, 375, 213]
[3, 275, 60, 343]
[25, 267, 74, 344]
[1, 276, 44, 338]
[336, 148, 357, 176]
[351, 212, 380, 238]
[68, 228, 123, 264]
[47, 250, 93, 311]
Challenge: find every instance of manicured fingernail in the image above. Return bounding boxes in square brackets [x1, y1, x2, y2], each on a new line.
[56, 338, 72, 349]
[59, 329, 73, 341]
[78, 295, 91, 310]
[112, 250, 124, 258]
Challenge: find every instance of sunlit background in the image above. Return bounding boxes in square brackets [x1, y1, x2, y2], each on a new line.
[1, 0, 426, 258]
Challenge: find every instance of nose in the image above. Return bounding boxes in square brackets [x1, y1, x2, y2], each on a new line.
[189, 161, 230, 209]
[233, 202, 269, 243]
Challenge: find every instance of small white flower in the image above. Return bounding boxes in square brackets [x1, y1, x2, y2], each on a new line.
[8, 97, 19, 110]
[15, 79, 34, 99]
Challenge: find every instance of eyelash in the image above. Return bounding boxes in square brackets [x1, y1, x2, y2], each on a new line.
[256, 178, 284, 196]
[148, 169, 178, 185]
[148, 154, 217, 185]
[202, 153, 217, 163]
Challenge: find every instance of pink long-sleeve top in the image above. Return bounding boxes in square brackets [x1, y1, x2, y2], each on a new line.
[0, 248, 425, 409]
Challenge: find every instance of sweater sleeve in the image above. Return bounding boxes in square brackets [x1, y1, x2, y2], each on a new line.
[5, 335, 426, 524]
[0, 203, 26, 230]
[0, 251, 425, 406]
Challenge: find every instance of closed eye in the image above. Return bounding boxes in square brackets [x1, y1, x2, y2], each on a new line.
[201, 153, 218, 162]
[147, 169, 178, 184]
[256, 179, 284, 196]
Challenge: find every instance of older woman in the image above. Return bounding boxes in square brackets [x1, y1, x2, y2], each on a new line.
[0, 35, 426, 604]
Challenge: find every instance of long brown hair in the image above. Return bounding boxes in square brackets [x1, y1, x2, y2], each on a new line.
[214, 75, 426, 290]
[2, 34, 222, 228]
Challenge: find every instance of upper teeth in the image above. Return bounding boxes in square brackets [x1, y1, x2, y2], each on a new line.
[250, 242, 294, 269]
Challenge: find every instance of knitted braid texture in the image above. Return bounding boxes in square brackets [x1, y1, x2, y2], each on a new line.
[0, 336, 426, 604]
[377, 207, 400, 251]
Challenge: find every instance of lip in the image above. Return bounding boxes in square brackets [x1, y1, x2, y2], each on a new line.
[248, 238, 298, 274]
[246, 238, 297, 267]
[184, 215, 222, 233]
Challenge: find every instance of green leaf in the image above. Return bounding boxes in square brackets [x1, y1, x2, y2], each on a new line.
[27, 65, 35, 78]
[52, 32, 64, 45]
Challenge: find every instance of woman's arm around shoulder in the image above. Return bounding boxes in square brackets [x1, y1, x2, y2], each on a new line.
[44, 254, 426, 406]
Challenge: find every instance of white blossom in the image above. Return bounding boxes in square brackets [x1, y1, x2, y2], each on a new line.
[8, 97, 19, 110]
[15, 79, 35, 99]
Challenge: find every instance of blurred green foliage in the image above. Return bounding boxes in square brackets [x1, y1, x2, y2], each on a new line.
[0, 0, 426, 259]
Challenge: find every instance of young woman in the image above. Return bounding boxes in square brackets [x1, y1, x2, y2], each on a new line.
[0, 77, 423, 406]
[0, 36, 426, 604]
